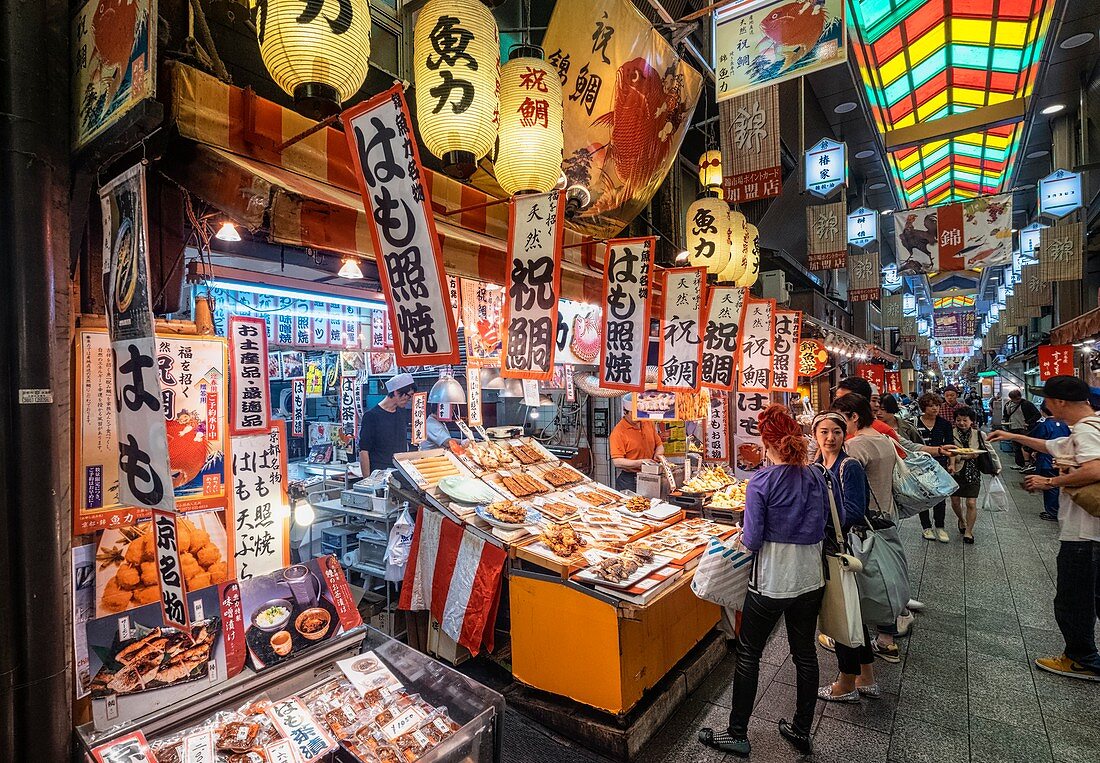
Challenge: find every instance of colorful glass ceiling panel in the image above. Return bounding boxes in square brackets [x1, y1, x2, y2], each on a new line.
[848, 0, 1055, 206]
[934, 295, 975, 309]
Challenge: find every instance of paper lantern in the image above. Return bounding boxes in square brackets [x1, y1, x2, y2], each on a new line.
[699, 150, 722, 190]
[495, 52, 565, 195]
[735, 224, 760, 288]
[257, 0, 372, 118]
[413, 0, 500, 178]
[685, 197, 731, 275]
[718, 210, 748, 282]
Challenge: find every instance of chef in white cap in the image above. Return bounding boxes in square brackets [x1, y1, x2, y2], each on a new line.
[358, 372, 417, 476]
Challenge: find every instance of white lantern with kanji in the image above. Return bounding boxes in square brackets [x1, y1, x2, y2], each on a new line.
[719, 210, 748, 282]
[495, 51, 565, 195]
[257, 0, 372, 118]
[685, 197, 731, 275]
[736, 224, 761, 288]
[413, 0, 500, 178]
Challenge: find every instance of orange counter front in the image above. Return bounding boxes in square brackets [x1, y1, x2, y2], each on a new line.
[508, 570, 721, 714]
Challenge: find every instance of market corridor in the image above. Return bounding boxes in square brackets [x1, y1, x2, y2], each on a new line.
[502, 477, 1097, 763]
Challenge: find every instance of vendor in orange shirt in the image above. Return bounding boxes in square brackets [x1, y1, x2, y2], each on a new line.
[610, 394, 665, 492]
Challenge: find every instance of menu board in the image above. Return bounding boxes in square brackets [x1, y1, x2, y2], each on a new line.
[228, 422, 291, 580]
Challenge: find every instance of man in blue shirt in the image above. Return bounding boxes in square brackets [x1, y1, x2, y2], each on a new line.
[1029, 403, 1071, 521]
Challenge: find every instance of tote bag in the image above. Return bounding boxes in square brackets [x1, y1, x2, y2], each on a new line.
[691, 534, 754, 611]
[893, 449, 957, 517]
[850, 523, 911, 624]
[813, 465, 865, 648]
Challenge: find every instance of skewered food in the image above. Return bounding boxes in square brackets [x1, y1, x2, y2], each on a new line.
[542, 466, 584, 488]
[539, 501, 579, 521]
[624, 496, 651, 513]
[509, 443, 546, 465]
[465, 441, 519, 469]
[486, 500, 527, 524]
[540, 523, 587, 558]
[708, 481, 747, 509]
[502, 473, 548, 497]
[590, 546, 656, 582]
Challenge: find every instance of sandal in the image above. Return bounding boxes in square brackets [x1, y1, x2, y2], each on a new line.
[963, 533, 975, 545]
[698, 728, 751, 757]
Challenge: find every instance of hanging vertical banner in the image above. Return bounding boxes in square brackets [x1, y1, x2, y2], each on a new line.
[461, 279, 505, 367]
[705, 391, 730, 464]
[1038, 345, 1074, 380]
[771, 310, 802, 392]
[848, 250, 881, 302]
[410, 393, 428, 446]
[885, 370, 902, 395]
[502, 190, 566, 380]
[701, 286, 744, 391]
[311, 300, 329, 347]
[228, 316, 272, 436]
[541, 0, 703, 240]
[807, 202, 847, 270]
[719, 85, 781, 203]
[1020, 263, 1051, 317]
[340, 374, 358, 436]
[342, 83, 459, 365]
[738, 298, 775, 391]
[150, 509, 189, 630]
[894, 208, 939, 274]
[804, 138, 847, 198]
[564, 364, 576, 402]
[228, 422, 291, 580]
[936, 202, 965, 271]
[599, 237, 655, 392]
[447, 275, 461, 327]
[658, 267, 705, 392]
[855, 364, 885, 392]
[467, 369, 483, 427]
[343, 304, 360, 349]
[963, 194, 1013, 268]
[327, 303, 343, 347]
[1020, 222, 1044, 258]
[290, 378, 305, 438]
[1039, 220, 1084, 282]
[294, 301, 311, 346]
[733, 391, 769, 480]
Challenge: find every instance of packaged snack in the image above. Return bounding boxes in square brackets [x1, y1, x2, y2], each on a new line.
[216, 721, 259, 753]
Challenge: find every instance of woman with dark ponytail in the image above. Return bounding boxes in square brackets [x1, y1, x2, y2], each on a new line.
[699, 405, 827, 758]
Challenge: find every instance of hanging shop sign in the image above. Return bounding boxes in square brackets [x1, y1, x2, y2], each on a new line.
[541, 0, 702, 240]
[311, 300, 329, 347]
[719, 84, 781, 203]
[855, 363, 885, 392]
[804, 138, 846, 198]
[1019, 263, 1051, 317]
[447, 275, 461, 326]
[564, 364, 576, 402]
[893, 206, 940, 274]
[798, 338, 828, 377]
[658, 268, 705, 392]
[685, 197, 732, 275]
[737, 297, 775, 391]
[290, 377, 305, 438]
[771, 310, 802, 393]
[806, 201, 847, 270]
[701, 286, 745, 391]
[848, 250, 881, 302]
[1020, 222, 1044, 258]
[599, 237, 655, 392]
[846, 207, 877, 248]
[340, 373, 358, 435]
[150, 509, 189, 629]
[1038, 345, 1074, 380]
[502, 191, 566, 380]
[713, 0, 846, 100]
[73, 0, 156, 150]
[461, 278, 504, 367]
[467, 369, 483, 427]
[732, 390, 769, 480]
[881, 293, 904, 328]
[1039, 220, 1084, 283]
[1038, 169, 1083, 219]
[885, 370, 902, 395]
[705, 391, 730, 464]
[343, 83, 460, 365]
[228, 316, 272, 436]
[228, 422, 291, 580]
[410, 392, 428, 446]
[933, 311, 976, 339]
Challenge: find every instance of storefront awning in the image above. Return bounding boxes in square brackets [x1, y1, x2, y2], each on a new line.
[1050, 307, 1100, 345]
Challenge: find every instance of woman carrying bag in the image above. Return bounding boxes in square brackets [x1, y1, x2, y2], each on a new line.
[949, 406, 1001, 544]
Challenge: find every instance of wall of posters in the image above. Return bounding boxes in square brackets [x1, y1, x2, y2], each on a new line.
[705, 391, 730, 464]
[702, 286, 744, 390]
[599, 237, 655, 392]
[343, 83, 459, 365]
[228, 423, 291, 580]
[771, 310, 802, 392]
[658, 267, 705, 392]
[228, 316, 271, 436]
[461, 278, 504, 367]
[719, 85, 781, 203]
[848, 250, 881, 302]
[502, 191, 565, 380]
[807, 202, 846, 271]
[738, 298, 775, 391]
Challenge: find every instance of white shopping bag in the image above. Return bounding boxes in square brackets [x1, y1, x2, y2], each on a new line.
[985, 475, 1010, 512]
[691, 535, 753, 611]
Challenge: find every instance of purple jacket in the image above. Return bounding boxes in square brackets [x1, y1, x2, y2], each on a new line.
[741, 464, 828, 551]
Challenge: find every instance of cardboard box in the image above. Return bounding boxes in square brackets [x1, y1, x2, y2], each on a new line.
[428, 617, 471, 666]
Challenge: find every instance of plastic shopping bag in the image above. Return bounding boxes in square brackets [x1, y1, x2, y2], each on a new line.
[986, 475, 1010, 512]
[384, 506, 415, 581]
[691, 535, 754, 611]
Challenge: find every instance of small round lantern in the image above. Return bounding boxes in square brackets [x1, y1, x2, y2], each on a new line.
[495, 49, 565, 195]
[685, 196, 731, 275]
[698, 150, 723, 192]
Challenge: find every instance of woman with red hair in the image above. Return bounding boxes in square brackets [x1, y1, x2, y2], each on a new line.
[699, 405, 827, 757]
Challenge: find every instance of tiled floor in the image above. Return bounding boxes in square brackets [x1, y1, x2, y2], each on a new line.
[500, 473, 1099, 762]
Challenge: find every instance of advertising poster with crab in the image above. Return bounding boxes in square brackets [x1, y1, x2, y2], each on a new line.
[714, 0, 846, 101]
[73, 0, 156, 149]
[540, 0, 702, 239]
[75, 329, 228, 535]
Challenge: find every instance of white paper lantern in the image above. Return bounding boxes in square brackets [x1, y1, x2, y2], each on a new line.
[257, 0, 372, 118]
[736, 224, 760, 288]
[495, 53, 565, 195]
[699, 150, 723, 191]
[413, 0, 500, 178]
[718, 210, 748, 282]
[685, 197, 731, 275]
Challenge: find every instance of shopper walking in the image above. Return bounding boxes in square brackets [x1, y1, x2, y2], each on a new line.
[948, 406, 998, 544]
[1029, 405, 1070, 521]
[698, 406, 827, 756]
[878, 394, 921, 443]
[912, 393, 953, 542]
[989, 376, 1100, 681]
[1004, 389, 1041, 467]
[939, 386, 963, 427]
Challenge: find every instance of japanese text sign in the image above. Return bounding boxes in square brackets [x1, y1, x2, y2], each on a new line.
[848, 250, 881, 302]
[461, 278, 504, 366]
[1039, 220, 1084, 283]
[733, 391, 769, 480]
[1020, 222, 1043, 258]
[885, 370, 902, 395]
[847, 207, 876, 248]
[706, 391, 730, 464]
[807, 201, 847, 271]
[265, 698, 337, 762]
[719, 85, 781, 203]
[804, 138, 846, 198]
[290, 378, 305, 438]
[228, 316, 271, 436]
[1038, 169, 1082, 219]
[467, 369, 483, 427]
[771, 310, 802, 392]
[599, 237, 655, 392]
[410, 392, 428, 446]
[798, 338, 828, 377]
[340, 374, 358, 435]
[738, 298, 775, 391]
[230, 424, 290, 580]
[658, 267, 705, 392]
[856, 364, 885, 392]
[702, 286, 745, 391]
[343, 84, 459, 365]
[91, 731, 156, 763]
[151, 509, 190, 630]
[502, 191, 565, 380]
[1037, 345, 1074, 381]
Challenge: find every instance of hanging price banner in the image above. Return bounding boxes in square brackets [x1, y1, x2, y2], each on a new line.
[701, 286, 744, 391]
[706, 391, 730, 464]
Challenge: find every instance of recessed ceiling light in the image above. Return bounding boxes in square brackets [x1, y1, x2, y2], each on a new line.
[834, 101, 858, 114]
[1041, 103, 1066, 115]
[1060, 32, 1094, 49]
[1026, 149, 1049, 159]
[869, 182, 886, 190]
[855, 149, 875, 159]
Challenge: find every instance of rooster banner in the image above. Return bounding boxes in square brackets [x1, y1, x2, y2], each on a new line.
[893, 207, 939, 275]
[897, 193, 1013, 275]
[714, 0, 846, 101]
[542, 0, 702, 239]
[719, 85, 782, 203]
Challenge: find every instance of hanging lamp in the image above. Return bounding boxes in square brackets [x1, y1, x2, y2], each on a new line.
[685, 196, 731, 275]
[495, 47, 564, 195]
[698, 150, 723, 193]
[735, 224, 761, 288]
[718, 210, 748, 283]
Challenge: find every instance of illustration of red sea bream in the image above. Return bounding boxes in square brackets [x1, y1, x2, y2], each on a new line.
[92, 0, 139, 101]
[759, 0, 830, 71]
[569, 311, 602, 363]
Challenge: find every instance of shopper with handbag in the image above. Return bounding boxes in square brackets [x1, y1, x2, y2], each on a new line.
[698, 406, 827, 757]
[914, 393, 954, 541]
[948, 407, 1000, 544]
[988, 375, 1100, 682]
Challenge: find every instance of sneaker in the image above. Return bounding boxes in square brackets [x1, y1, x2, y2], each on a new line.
[1035, 655, 1100, 682]
[1039, 512, 1058, 522]
[896, 610, 915, 637]
[699, 728, 751, 756]
[817, 633, 836, 652]
[922, 528, 936, 540]
[936, 528, 950, 542]
[906, 599, 926, 612]
[1021, 466, 1038, 475]
[872, 639, 901, 663]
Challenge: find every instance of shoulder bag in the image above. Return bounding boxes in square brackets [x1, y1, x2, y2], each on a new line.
[812, 465, 865, 648]
[691, 533, 754, 611]
[976, 430, 999, 475]
[1059, 420, 1100, 518]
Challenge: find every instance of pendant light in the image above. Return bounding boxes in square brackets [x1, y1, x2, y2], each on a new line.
[338, 257, 364, 279]
[718, 210, 748, 283]
[413, 0, 500, 179]
[685, 196, 731, 275]
[735, 224, 760, 288]
[698, 150, 723, 193]
[428, 373, 466, 404]
[215, 221, 241, 242]
[257, 0, 372, 119]
[495, 47, 565, 195]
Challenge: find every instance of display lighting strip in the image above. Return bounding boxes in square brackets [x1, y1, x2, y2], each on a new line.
[205, 278, 387, 314]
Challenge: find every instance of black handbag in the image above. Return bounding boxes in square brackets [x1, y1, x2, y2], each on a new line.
[976, 432, 997, 475]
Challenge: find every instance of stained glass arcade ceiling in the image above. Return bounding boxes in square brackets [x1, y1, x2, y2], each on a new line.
[847, 0, 1056, 207]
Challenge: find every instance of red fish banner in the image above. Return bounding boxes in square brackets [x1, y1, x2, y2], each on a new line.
[719, 85, 781, 203]
[702, 286, 745, 391]
[807, 202, 847, 271]
[1038, 345, 1074, 380]
[856, 363, 885, 392]
[599, 237, 655, 392]
[771, 310, 802, 392]
[658, 267, 706, 392]
[540, 0, 702, 239]
[706, 391, 730, 464]
[885, 370, 902, 395]
[738, 297, 775, 391]
[502, 191, 565, 380]
[228, 316, 272, 436]
[343, 83, 459, 365]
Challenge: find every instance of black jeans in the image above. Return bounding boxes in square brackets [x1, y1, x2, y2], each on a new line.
[1054, 541, 1100, 669]
[919, 501, 946, 529]
[836, 625, 874, 675]
[1009, 429, 1028, 467]
[729, 587, 824, 736]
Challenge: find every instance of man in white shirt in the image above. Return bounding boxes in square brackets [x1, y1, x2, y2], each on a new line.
[989, 375, 1100, 681]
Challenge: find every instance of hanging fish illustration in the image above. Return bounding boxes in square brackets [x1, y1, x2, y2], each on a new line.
[758, 0, 828, 72]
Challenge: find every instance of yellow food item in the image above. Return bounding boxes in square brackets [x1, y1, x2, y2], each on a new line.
[140, 561, 158, 586]
[208, 562, 228, 584]
[196, 544, 221, 567]
[133, 585, 160, 605]
[115, 562, 141, 590]
[681, 467, 735, 493]
[124, 534, 149, 565]
[101, 578, 133, 612]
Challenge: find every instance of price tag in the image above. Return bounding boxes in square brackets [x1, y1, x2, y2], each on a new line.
[455, 420, 476, 442]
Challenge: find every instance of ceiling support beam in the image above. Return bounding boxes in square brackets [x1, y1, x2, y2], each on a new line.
[882, 97, 1030, 151]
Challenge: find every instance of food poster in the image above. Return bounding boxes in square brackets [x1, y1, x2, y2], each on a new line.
[733, 390, 769, 480]
[460, 278, 505, 367]
[280, 351, 304, 380]
[674, 388, 711, 422]
[229, 556, 362, 671]
[229, 422, 291, 581]
[304, 354, 325, 396]
[556, 299, 603, 366]
[75, 329, 228, 534]
[86, 584, 227, 730]
[368, 351, 396, 376]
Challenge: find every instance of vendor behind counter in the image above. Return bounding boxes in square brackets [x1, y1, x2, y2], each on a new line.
[610, 394, 665, 492]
